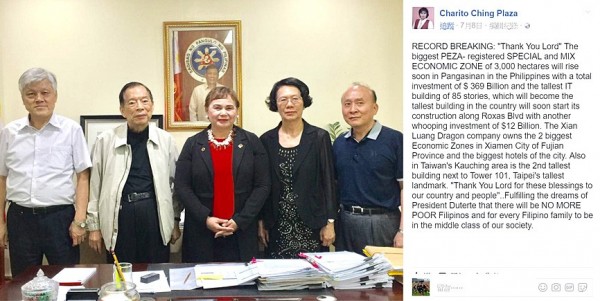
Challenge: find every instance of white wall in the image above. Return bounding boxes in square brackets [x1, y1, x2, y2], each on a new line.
[0, 0, 402, 147]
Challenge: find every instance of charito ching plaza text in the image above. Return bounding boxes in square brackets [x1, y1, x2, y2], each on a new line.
[438, 9, 518, 18]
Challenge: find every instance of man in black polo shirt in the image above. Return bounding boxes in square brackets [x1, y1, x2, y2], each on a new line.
[333, 82, 403, 254]
[87, 82, 181, 263]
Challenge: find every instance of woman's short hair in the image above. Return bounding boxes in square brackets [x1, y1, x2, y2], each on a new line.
[267, 77, 313, 112]
[205, 86, 240, 109]
[418, 7, 429, 18]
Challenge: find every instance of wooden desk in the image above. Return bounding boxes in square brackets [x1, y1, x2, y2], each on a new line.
[0, 263, 403, 300]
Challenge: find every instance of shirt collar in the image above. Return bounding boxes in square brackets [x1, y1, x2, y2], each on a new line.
[47, 113, 61, 128]
[114, 123, 129, 147]
[148, 125, 159, 145]
[19, 113, 59, 131]
[344, 120, 382, 141]
[114, 123, 158, 148]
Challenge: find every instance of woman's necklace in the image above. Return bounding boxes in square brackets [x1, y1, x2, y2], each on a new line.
[208, 129, 233, 149]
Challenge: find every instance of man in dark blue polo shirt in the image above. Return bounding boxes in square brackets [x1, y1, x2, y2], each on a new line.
[333, 82, 403, 254]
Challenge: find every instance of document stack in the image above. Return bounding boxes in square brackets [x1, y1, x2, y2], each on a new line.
[363, 245, 403, 277]
[255, 259, 328, 291]
[193, 262, 259, 289]
[300, 251, 394, 289]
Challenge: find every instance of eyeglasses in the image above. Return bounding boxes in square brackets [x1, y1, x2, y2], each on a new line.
[276, 96, 302, 105]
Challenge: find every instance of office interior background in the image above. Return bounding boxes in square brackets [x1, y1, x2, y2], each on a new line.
[0, 0, 402, 274]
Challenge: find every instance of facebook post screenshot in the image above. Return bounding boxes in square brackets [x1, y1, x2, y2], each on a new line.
[404, 0, 599, 299]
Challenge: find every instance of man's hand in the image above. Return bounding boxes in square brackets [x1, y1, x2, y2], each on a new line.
[69, 222, 86, 246]
[170, 224, 182, 244]
[394, 230, 403, 248]
[88, 230, 104, 254]
[0, 222, 7, 249]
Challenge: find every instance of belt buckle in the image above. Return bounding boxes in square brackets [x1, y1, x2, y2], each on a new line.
[351, 205, 364, 214]
[31, 207, 50, 215]
[128, 192, 139, 202]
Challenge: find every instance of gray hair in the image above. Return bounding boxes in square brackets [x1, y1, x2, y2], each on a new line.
[18, 68, 57, 93]
[349, 82, 377, 102]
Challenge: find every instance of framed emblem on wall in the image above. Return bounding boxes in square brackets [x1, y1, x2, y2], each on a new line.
[163, 21, 242, 130]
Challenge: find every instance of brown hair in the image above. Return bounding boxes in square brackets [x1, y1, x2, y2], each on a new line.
[204, 86, 240, 109]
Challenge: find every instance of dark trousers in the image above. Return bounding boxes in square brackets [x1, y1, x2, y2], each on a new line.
[7, 203, 79, 277]
[336, 209, 400, 255]
[108, 198, 169, 264]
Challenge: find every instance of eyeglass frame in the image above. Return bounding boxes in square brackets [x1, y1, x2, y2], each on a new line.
[276, 96, 303, 105]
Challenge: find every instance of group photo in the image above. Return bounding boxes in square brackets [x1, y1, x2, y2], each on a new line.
[0, 0, 403, 300]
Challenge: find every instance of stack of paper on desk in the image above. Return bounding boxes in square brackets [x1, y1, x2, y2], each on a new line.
[363, 245, 403, 276]
[254, 259, 328, 291]
[300, 251, 394, 290]
[52, 268, 96, 286]
[194, 262, 259, 289]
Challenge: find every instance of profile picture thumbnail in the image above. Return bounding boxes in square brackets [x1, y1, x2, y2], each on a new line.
[413, 7, 434, 29]
[412, 278, 431, 296]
